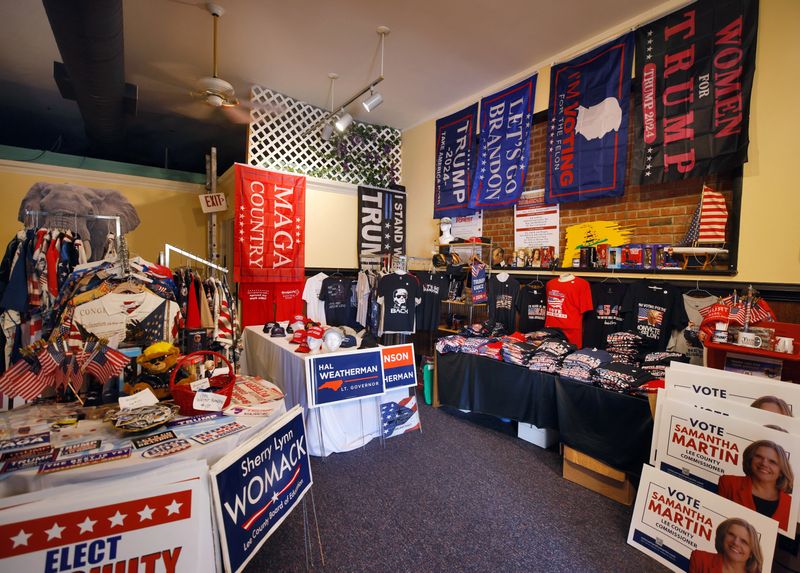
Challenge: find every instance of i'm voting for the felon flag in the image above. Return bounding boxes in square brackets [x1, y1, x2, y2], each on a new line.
[653, 396, 800, 538]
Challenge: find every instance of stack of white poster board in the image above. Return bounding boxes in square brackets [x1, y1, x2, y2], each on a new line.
[628, 362, 800, 572]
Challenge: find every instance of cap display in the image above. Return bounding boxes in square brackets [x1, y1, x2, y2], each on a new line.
[270, 324, 286, 337]
[262, 321, 277, 334]
[294, 341, 311, 353]
[289, 330, 307, 344]
[359, 331, 379, 349]
[307, 325, 324, 339]
[341, 335, 357, 348]
[323, 328, 344, 352]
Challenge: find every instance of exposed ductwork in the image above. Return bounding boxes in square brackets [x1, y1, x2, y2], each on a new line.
[43, 0, 135, 153]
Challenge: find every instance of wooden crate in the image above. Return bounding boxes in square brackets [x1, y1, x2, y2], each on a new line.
[562, 445, 635, 505]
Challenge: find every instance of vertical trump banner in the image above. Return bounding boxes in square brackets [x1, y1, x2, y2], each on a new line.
[234, 165, 306, 283]
[358, 185, 406, 258]
[434, 103, 478, 218]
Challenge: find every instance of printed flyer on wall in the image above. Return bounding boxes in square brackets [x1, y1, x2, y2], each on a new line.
[513, 189, 559, 260]
[653, 396, 799, 537]
[628, 464, 777, 573]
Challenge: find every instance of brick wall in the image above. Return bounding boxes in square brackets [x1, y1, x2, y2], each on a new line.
[484, 112, 735, 268]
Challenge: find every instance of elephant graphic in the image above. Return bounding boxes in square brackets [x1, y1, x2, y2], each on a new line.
[18, 182, 140, 261]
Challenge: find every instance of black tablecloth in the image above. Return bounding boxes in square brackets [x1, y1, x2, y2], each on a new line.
[436, 351, 653, 475]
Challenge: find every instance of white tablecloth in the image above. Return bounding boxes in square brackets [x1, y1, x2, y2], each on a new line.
[241, 326, 407, 456]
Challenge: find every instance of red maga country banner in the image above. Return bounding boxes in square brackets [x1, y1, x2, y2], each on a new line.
[234, 165, 306, 283]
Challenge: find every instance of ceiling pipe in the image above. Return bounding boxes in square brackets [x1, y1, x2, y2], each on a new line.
[43, 0, 130, 152]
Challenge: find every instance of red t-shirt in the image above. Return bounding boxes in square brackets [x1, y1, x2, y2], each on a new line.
[545, 276, 593, 347]
[239, 282, 304, 327]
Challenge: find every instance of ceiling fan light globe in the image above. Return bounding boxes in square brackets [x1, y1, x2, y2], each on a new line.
[207, 94, 224, 107]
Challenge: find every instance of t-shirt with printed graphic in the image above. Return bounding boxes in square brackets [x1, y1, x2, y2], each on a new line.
[319, 276, 353, 326]
[302, 272, 328, 323]
[516, 284, 547, 333]
[622, 280, 688, 352]
[378, 272, 422, 334]
[545, 276, 593, 348]
[583, 282, 628, 349]
[415, 272, 450, 332]
[487, 275, 520, 333]
[668, 293, 716, 364]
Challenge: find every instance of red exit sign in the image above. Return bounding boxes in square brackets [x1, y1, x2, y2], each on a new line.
[199, 193, 228, 213]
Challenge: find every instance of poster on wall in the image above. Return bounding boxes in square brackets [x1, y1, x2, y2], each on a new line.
[632, 0, 759, 184]
[357, 185, 406, 258]
[434, 103, 478, 218]
[450, 211, 483, 240]
[210, 406, 312, 573]
[468, 74, 537, 210]
[514, 189, 559, 263]
[234, 164, 306, 283]
[545, 33, 634, 203]
[628, 464, 777, 573]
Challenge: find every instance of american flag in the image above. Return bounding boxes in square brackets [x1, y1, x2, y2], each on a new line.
[0, 353, 47, 402]
[381, 396, 420, 438]
[216, 299, 234, 347]
[698, 186, 728, 243]
[132, 302, 167, 345]
[677, 203, 702, 247]
[84, 345, 130, 384]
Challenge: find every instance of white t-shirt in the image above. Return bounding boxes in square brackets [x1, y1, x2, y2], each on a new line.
[73, 291, 181, 348]
[668, 293, 716, 365]
[302, 273, 328, 323]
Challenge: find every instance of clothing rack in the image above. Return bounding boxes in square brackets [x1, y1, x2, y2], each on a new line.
[161, 243, 228, 274]
[24, 209, 122, 238]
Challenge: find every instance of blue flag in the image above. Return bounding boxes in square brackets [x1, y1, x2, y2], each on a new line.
[434, 104, 478, 218]
[545, 33, 634, 204]
[469, 74, 536, 210]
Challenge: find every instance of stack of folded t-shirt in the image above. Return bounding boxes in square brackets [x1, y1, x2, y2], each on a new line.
[641, 351, 689, 379]
[501, 340, 538, 367]
[558, 348, 612, 384]
[528, 338, 577, 373]
[461, 337, 494, 356]
[606, 331, 645, 364]
[525, 328, 568, 347]
[592, 362, 655, 393]
[478, 340, 504, 361]
[435, 335, 467, 354]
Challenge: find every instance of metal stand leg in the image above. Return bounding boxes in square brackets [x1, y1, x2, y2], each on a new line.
[413, 386, 423, 434]
[316, 407, 326, 460]
[377, 396, 386, 449]
[302, 497, 311, 571]
[359, 398, 366, 449]
[310, 488, 325, 567]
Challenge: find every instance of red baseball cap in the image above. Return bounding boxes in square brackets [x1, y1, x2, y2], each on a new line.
[307, 325, 324, 340]
[289, 330, 307, 344]
[291, 314, 306, 324]
[294, 341, 311, 353]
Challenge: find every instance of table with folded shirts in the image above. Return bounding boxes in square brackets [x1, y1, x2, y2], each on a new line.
[435, 351, 654, 475]
[0, 379, 287, 498]
[240, 325, 409, 456]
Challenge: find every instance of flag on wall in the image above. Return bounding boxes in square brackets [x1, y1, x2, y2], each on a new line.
[234, 165, 306, 283]
[468, 74, 537, 210]
[358, 185, 406, 258]
[545, 33, 634, 204]
[632, 0, 759, 184]
[434, 104, 478, 218]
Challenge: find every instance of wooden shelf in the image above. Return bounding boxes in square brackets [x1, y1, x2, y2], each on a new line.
[437, 327, 459, 334]
[703, 340, 800, 362]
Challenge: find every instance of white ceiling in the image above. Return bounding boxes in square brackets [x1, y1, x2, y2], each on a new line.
[0, 0, 674, 170]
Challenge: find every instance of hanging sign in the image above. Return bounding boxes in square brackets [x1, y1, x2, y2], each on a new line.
[234, 164, 306, 283]
[632, 0, 759, 184]
[305, 348, 386, 407]
[357, 185, 406, 258]
[514, 189, 560, 258]
[434, 103, 478, 218]
[545, 33, 634, 203]
[469, 74, 537, 210]
[210, 406, 312, 573]
[199, 192, 228, 213]
[628, 464, 777, 573]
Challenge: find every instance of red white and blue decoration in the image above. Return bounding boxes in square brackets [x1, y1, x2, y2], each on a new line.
[545, 33, 634, 204]
[434, 104, 478, 218]
[210, 406, 312, 573]
[632, 0, 759, 184]
[468, 74, 537, 210]
[381, 395, 421, 438]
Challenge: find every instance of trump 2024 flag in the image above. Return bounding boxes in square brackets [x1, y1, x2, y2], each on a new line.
[545, 33, 634, 204]
[434, 104, 478, 218]
[469, 74, 536, 210]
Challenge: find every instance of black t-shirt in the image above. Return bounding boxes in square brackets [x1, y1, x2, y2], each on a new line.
[622, 281, 688, 351]
[319, 277, 353, 326]
[415, 272, 450, 332]
[583, 282, 628, 349]
[516, 284, 546, 333]
[378, 272, 422, 333]
[487, 275, 520, 333]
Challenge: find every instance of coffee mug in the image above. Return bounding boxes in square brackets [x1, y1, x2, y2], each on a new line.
[737, 331, 762, 348]
[776, 336, 795, 354]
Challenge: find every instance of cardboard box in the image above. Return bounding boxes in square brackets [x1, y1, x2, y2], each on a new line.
[562, 446, 635, 505]
[518, 423, 558, 448]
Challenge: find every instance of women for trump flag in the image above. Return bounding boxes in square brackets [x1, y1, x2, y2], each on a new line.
[545, 33, 634, 204]
[434, 104, 478, 218]
[468, 74, 536, 210]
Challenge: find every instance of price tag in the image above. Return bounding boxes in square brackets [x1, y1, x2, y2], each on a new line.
[118, 388, 159, 410]
[192, 392, 226, 412]
[190, 379, 211, 391]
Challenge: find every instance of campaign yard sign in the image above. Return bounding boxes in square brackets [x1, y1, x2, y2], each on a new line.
[210, 406, 312, 573]
[381, 344, 417, 390]
[304, 348, 385, 407]
[628, 464, 777, 573]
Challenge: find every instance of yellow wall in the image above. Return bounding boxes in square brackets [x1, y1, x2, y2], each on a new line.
[403, 0, 800, 285]
[0, 160, 207, 262]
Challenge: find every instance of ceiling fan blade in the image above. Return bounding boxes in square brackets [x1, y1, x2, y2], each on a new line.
[221, 105, 253, 124]
[138, 62, 199, 93]
[170, 101, 216, 121]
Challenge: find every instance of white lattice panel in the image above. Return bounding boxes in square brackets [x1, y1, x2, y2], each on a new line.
[247, 85, 402, 187]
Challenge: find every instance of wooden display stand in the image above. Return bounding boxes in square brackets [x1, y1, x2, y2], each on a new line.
[562, 446, 635, 505]
[704, 321, 800, 382]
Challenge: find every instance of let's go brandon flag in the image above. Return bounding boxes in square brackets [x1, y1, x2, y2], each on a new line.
[545, 33, 634, 204]
[632, 0, 759, 184]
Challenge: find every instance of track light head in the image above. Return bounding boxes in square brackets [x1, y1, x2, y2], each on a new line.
[321, 122, 334, 141]
[362, 91, 383, 112]
[335, 112, 353, 132]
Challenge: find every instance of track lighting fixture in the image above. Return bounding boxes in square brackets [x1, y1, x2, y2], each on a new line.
[362, 90, 383, 112]
[335, 112, 353, 132]
[321, 122, 334, 141]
